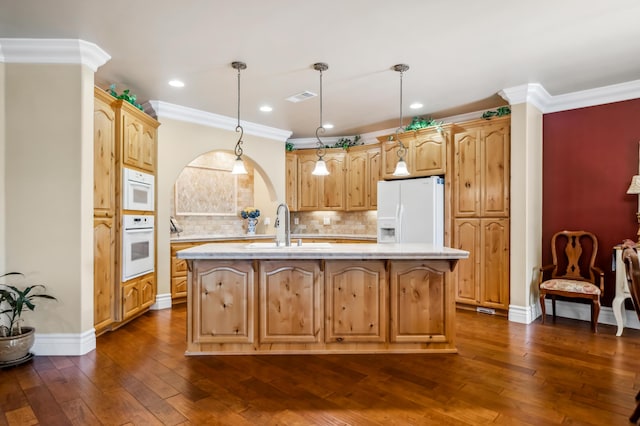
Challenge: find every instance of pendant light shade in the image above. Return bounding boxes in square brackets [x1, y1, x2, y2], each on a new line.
[231, 61, 248, 175]
[392, 64, 411, 177]
[311, 62, 330, 176]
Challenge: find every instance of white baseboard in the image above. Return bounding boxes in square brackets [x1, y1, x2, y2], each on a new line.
[32, 328, 96, 356]
[32, 293, 173, 356]
[507, 304, 536, 324]
[528, 299, 640, 331]
[151, 292, 172, 310]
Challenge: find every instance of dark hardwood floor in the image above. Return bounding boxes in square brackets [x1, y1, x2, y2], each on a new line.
[2, 304, 639, 425]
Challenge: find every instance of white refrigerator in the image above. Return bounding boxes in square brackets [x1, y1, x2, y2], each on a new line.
[377, 176, 444, 245]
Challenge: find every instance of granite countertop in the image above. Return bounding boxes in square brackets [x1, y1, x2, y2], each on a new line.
[170, 233, 377, 243]
[176, 242, 469, 261]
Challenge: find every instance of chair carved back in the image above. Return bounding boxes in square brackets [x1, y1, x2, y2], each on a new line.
[550, 231, 598, 283]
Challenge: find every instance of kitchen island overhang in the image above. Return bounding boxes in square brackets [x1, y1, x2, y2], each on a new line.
[178, 242, 469, 355]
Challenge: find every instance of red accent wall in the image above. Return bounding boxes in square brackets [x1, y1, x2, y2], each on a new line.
[543, 98, 640, 305]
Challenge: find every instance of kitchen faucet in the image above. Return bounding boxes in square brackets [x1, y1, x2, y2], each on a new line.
[275, 203, 291, 247]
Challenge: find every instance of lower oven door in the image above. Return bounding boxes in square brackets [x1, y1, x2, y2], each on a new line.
[122, 227, 155, 281]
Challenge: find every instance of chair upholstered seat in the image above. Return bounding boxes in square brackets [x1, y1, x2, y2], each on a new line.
[539, 279, 601, 295]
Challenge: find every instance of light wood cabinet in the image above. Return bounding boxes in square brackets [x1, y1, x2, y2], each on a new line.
[116, 99, 158, 173]
[94, 90, 116, 217]
[296, 150, 346, 211]
[380, 126, 449, 180]
[325, 260, 386, 343]
[93, 88, 116, 334]
[285, 152, 298, 211]
[452, 117, 510, 313]
[453, 119, 510, 217]
[190, 260, 255, 344]
[346, 145, 381, 211]
[122, 273, 156, 321]
[289, 145, 379, 212]
[94, 87, 159, 333]
[259, 261, 322, 343]
[453, 218, 509, 310]
[93, 217, 115, 334]
[389, 260, 450, 343]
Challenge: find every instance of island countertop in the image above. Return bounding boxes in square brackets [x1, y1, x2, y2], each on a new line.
[176, 242, 469, 261]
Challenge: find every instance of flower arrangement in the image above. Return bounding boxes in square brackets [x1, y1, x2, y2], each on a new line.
[240, 207, 260, 219]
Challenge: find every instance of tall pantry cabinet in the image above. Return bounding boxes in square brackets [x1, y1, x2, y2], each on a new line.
[452, 117, 510, 312]
[93, 87, 159, 335]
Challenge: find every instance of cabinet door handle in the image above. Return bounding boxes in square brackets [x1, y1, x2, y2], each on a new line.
[336, 337, 344, 343]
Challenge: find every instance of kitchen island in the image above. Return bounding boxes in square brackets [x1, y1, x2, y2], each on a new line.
[177, 242, 468, 355]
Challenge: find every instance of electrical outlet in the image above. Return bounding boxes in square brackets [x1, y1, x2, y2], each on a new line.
[264, 217, 270, 226]
[294, 217, 299, 225]
[323, 216, 330, 225]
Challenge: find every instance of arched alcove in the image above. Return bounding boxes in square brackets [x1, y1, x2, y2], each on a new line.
[169, 150, 278, 236]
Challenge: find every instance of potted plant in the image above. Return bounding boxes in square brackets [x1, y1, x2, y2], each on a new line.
[0, 272, 57, 365]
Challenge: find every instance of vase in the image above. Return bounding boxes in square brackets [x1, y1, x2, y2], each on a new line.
[247, 218, 258, 235]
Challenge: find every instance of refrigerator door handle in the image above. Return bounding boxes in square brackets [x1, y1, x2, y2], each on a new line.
[397, 203, 404, 243]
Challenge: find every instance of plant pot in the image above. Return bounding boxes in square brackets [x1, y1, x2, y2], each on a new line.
[0, 327, 35, 363]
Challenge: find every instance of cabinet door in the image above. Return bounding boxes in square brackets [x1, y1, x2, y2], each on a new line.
[453, 218, 481, 304]
[320, 152, 346, 210]
[94, 217, 115, 332]
[480, 218, 509, 309]
[259, 261, 322, 343]
[140, 274, 156, 310]
[297, 153, 320, 211]
[346, 150, 367, 210]
[285, 152, 298, 211]
[412, 128, 446, 177]
[122, 112, 144, 169]
[480, 123, 510, 217]
[367, 148, 381, 209]
[453, 129, 480, 217]
[325, 260, 386, 343]
[140, 123, 156, 172]
[192, 260, 255, 344]
[389, 260, 449, 343]
[93, 93, 116, 216]
[122, 277, 141, 320]
[381, 140, 401, 179]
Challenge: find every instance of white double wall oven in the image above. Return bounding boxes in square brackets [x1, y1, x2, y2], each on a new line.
[122, 167, 155, 281]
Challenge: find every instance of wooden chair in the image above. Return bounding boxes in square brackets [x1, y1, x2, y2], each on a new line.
[538, 230, 604, 333]
[622, 242, 640, 424]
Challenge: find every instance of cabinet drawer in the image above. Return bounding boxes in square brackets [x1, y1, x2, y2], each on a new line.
[172, 257, 188, 275]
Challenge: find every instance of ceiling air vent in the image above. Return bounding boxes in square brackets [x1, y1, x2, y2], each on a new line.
[286, 91, 317, 103]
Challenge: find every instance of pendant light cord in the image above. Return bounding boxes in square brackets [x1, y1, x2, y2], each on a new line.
[232, 61, 247, 157]
[393, 64, 409, 158]
[314, 63, 329, 159]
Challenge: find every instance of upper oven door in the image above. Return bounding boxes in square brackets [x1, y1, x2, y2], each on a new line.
[123, 168, 154, 212]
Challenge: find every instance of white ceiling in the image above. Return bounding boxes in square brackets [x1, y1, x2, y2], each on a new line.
[1, 1, 640, 139]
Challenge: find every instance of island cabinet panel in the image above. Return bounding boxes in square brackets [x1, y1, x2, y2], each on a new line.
[390, 260, 448, 343]
[191, 260, 255, 344]
[325, 260, 387, 343]
[259, 261, 322, 343]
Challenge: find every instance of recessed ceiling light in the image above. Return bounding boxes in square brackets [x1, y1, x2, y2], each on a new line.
[259, 105, 273, 112]
[323, 123, 334, 129]
[410, 102, 423, 109]
[168, 79, 185, 88]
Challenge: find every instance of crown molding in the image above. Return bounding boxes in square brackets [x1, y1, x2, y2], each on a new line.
[0, 38, 110, 71]
[500, 80, 640, 113]
[147, 100, 292, 142]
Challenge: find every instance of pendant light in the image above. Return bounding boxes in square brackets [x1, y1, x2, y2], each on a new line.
[231, 61, 248, 175]
[392, 64, 410, 177]
[311, 62, 330, 176]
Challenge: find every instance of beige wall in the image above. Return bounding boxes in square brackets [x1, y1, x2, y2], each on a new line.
[4, 63, 94, 334]
[509, 102, 543, 320]
[0, 62, 5, 274]
[156, 117, 285, 297]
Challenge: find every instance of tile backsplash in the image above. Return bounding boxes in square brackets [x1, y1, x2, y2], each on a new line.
[291, 211, 377, 236]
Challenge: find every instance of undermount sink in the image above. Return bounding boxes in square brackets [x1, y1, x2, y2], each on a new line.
[245, 242, 332, 249]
